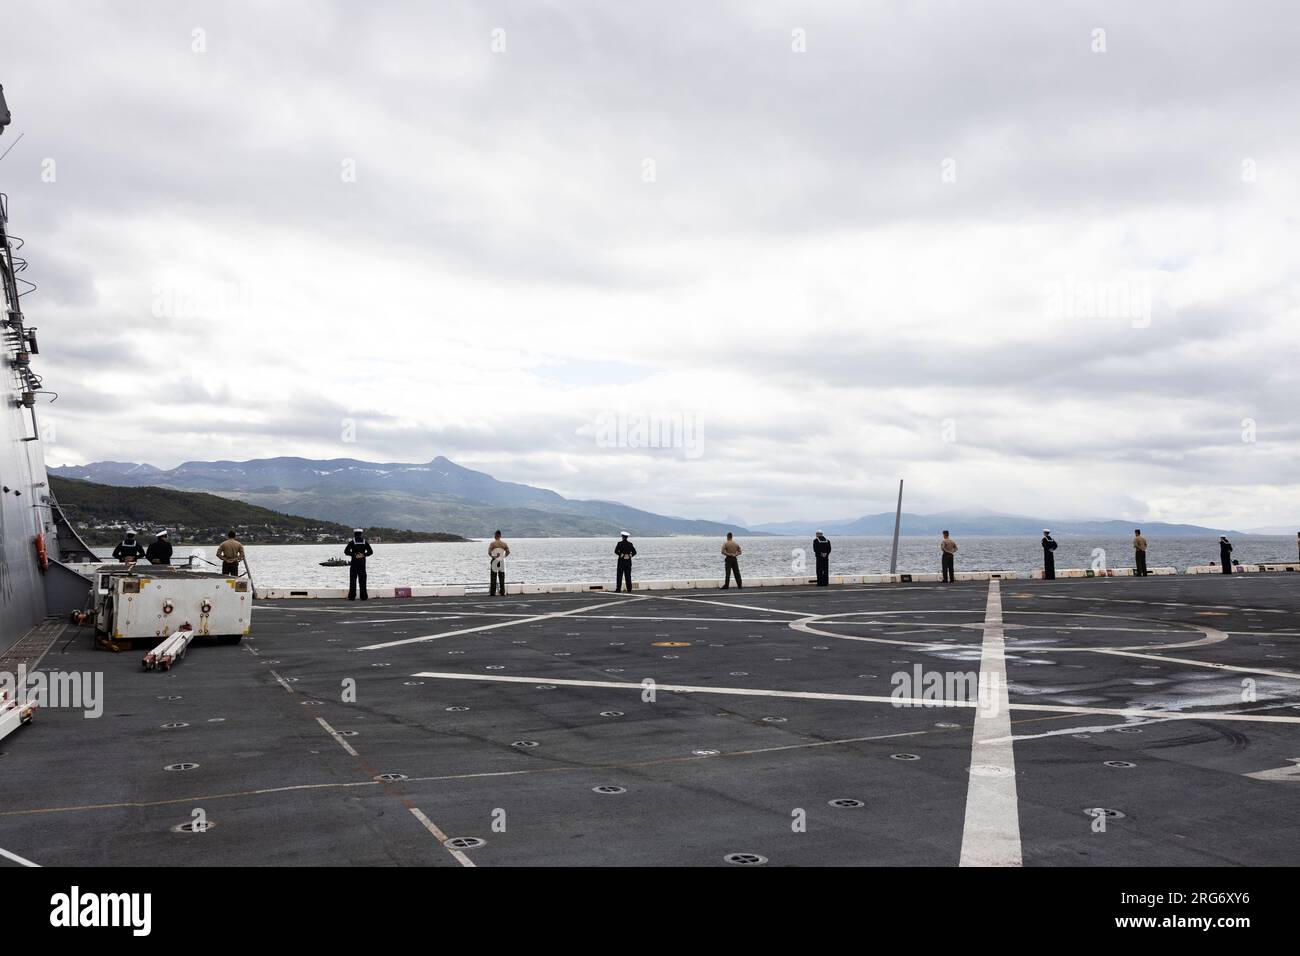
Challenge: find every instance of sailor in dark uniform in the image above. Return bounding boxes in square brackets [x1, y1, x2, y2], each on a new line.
[345, 529, 374, 600]
[812, 531, 831, 586]
[112, 529, 146, 564]
[1219, 535, 1233, 574]
[614, 532, 636, 592]
[1041, 529, 1058, 580]
[146, 530, 173, 565]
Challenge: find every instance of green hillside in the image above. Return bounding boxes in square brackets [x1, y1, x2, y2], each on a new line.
[49, 476, 468, 546]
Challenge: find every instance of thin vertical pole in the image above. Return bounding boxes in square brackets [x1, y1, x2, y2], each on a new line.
[889, 479, 904, 573]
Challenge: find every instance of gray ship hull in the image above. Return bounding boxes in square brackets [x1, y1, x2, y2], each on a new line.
[1, 191, 58, 650]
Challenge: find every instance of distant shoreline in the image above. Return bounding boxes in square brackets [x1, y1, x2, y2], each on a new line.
[148, 530, 1297, 548]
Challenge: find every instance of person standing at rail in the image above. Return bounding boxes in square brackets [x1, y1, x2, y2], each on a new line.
[813, 531, 831, 586]
[488, 530, 510, 596]
[614, 532, 636, 592]
[345, 529, 374, 600]
[1133, 529, 1148, 576]
[112, 529, 146, 565]
[1041, 529, 1058, 580]
[216, 530, 245, 576]
[721, 532, 743, 589]
[1219, 535, 1233, 574]
[940, 530, 957, 583]
[215, 530, 245, 574]
[146, 530, 173, 565]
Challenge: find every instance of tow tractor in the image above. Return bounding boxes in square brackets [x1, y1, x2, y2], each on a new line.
[84, 563, 252, 655]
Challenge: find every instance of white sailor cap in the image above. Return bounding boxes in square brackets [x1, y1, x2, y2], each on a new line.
[354, 528, 365, 533]
[156, 530, 168, 537]
[1043, 528, 1051, 533]
[620, 531, 629, 537]
[816, 529, 823, 535]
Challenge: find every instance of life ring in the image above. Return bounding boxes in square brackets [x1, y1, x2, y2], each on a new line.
[34, 532, 49, 571]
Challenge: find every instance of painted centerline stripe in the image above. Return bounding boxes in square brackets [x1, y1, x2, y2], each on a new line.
[269, 660, 469, 866]
[315, 716, 359, 757]
[408, 807, 476, 867]
[959, 579, 1021, 867]
[406, 672, 1300, 724]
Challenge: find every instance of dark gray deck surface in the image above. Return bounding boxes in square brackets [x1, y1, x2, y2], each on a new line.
[2, 573, 1297, 867]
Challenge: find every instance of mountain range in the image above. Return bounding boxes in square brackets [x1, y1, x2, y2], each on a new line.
[49, 457, 745, 538]
[48, 476, 467, 546]
[50, 457, 1265, 539]
[750, 510, 1249, 537]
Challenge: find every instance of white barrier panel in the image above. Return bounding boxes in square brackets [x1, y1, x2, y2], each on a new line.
[260, 587, 349, 600]
[1187, 563, 1300, 574]
[256, 562, 1285, 599]
[953, 571, 1019, 581]
[1027, 567, 1177, 580]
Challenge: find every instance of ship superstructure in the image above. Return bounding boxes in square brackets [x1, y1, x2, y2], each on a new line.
[0, 83, 94, 650]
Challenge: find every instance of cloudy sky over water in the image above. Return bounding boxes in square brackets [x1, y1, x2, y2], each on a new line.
[4, 0, 1298, 528]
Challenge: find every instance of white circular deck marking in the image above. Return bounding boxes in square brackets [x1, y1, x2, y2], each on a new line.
[790, 610, 1225, 654]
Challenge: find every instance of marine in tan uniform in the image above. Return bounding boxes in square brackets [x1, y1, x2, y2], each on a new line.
[216, 530, 245, 576]
[488, 531, 510, 596]
[721, 533, 743, 589]
[940, 531, 958, 583]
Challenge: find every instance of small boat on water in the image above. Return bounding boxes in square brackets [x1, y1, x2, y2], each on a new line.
[319, 558, 349, 567]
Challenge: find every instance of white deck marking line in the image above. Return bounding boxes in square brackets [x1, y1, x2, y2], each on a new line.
[342, 612, 526, 619]
[818, 620, 1186, 634]
[788, 624, 952, 650]
[0, 729, 951, 820]
[315, 716, 360, 757]
[408, 807, 476, 867]
[410, 671, 951, 705]
[358, 596, 644, 650]
[1092, 647, 1300, 681]
[722, 729, 928, 756]
[269, 670, 296, 694]
[0, 846, 40, 867]
[959, 580, 1021, 867]
[988, 701, 1300, 744]
[407, 671, 1300, 725]
[0, 705, 1231, 822]
[654, 594, 811, 616]
[1244, 759, 1300, 782]
[553, 613, 798, 624]
[1034, 594, 1287, 614]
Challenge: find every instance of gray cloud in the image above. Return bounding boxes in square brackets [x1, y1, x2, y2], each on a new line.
[6, 0, 1299, 527]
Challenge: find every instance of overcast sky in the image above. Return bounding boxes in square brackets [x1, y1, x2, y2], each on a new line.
[4, 1, 1298, 528]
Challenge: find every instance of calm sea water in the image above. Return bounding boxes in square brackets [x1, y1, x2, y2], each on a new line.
[126, 534, 1300, 589]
